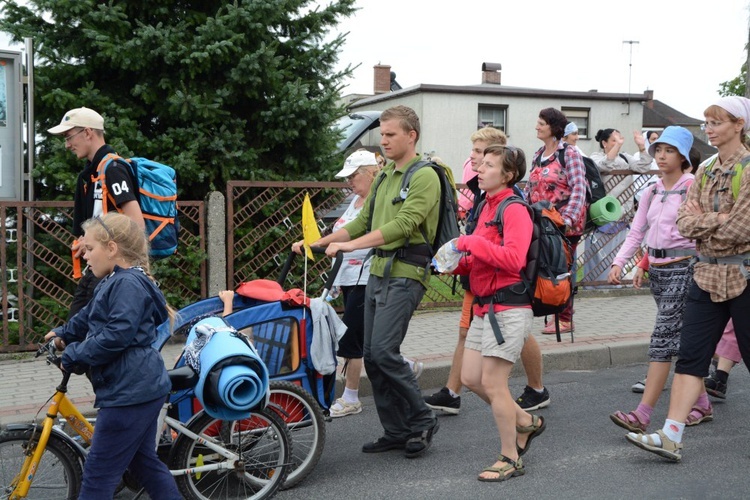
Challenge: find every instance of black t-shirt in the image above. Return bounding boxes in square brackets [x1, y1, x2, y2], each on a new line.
[72, 145, 139, 237]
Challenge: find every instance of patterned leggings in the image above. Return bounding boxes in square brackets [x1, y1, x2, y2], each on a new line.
[648, 260, 694, 362]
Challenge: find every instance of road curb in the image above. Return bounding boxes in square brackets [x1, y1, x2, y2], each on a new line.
[341, 339, 649, 398]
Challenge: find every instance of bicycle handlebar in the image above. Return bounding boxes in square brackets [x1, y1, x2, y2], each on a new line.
[36, 340, 62, 368]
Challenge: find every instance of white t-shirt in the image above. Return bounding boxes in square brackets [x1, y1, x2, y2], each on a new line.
[331, 195, 371, 287]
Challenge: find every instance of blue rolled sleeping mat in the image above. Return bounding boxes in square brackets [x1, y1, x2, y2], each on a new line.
[185, 317, 270, 420]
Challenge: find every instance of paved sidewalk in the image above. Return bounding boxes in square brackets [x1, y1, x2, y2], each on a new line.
[0, 291, 655, 425]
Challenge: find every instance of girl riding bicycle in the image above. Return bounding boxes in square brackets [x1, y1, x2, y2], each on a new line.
[44, 212, 181, 499]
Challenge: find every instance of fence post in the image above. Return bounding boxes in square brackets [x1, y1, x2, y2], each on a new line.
[205, 191, 226, 296]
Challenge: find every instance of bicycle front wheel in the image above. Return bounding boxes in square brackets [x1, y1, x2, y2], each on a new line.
[169, 408, 291, 500]
[0, 427, 83, 500]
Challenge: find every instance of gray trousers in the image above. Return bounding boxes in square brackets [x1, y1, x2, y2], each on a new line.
[364, 275, 436, 441]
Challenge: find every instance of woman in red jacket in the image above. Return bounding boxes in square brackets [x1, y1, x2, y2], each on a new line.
[452, 144, 546, 482]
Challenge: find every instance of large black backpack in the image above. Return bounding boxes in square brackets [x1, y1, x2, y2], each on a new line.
[474, 196, 573, 342]
[368, 160, 460, 270]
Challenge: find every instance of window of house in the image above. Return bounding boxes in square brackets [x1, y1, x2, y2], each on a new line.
[477, 105, 507, 132]
[561, 107, 590, 139]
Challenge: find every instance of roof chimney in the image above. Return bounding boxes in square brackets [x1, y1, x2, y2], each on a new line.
[481, 62, 501, 85]
[374, 64, 391, 94]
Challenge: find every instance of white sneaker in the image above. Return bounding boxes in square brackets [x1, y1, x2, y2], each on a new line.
[329, 397, 363, 418]
[413, 361, 424, 380]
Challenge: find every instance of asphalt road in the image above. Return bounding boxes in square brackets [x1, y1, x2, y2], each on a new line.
[273, 362, 750, 500]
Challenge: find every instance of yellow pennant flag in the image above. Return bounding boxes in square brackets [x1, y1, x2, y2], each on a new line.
[302, 193, 322, 260]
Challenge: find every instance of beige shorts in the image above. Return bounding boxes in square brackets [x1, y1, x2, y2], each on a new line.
[464, 308, 532, 362]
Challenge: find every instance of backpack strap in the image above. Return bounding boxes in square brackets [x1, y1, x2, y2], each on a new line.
[478, 194, 533, 345]
[699, 155, 750, 210]
[694, 253, 750, 279]
[391, 160, 433, 250]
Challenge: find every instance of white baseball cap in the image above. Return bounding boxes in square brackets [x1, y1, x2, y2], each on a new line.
[48, 107, 105, 135]
[335, 150, 379, 178]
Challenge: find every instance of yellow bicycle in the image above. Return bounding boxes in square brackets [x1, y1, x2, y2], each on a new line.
[0, 341, 291, 500]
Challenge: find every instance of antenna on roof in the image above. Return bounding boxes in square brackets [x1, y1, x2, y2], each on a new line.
[623, 40, 639, 115]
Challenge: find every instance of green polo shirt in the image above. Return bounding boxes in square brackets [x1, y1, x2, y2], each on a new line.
[343, 155, 440, 287]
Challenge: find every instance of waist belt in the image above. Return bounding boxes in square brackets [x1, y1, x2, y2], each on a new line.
[694, 254, 750, 279]
[474, 283, 531, 346]
[372, 244, 432, 305]
[648, 248, 697, 259]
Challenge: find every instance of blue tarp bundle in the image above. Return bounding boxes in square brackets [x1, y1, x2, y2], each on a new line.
[185, 317, 269, 420]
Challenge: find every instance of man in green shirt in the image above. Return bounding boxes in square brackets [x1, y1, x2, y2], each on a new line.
[320, 105, 440, 458]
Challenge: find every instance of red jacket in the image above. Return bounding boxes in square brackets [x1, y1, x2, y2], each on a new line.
[454, 188, 532, 317]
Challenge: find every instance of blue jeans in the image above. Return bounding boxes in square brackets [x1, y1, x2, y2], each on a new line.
[363, 276, 435, 441]
[79, 396, 181, 500]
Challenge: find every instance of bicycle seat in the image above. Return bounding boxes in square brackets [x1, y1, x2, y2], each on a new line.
[168, 365, 199, 391]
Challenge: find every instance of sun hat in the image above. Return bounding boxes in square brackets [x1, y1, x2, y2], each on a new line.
[47, 107, 105, 135]
[647, 126, 694, 167]
[563, 122, 578, 137]
[335, 150, 379, 178]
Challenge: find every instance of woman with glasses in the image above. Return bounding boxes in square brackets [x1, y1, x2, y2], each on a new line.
[627, 96, 750, 462]
[450, 144, 545, 482]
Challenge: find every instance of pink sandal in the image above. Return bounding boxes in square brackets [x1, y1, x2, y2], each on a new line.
[610, 410, 648, 433]
[685, 403, 713, 426]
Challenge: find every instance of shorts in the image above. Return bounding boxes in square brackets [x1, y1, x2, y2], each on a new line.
[459, 290, 475, 330]
[464, 307, 532, 363]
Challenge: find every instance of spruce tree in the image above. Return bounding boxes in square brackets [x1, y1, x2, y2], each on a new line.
[1, 0, 356, 200]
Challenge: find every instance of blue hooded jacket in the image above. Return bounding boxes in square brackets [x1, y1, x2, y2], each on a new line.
[53, 266, 171, 408]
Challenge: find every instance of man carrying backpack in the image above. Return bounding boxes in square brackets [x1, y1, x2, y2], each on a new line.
[48, 107, 145, 319]
[316, 105, 440, 458]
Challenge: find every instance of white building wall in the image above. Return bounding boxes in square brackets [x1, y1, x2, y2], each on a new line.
[350, 90, 645, 182]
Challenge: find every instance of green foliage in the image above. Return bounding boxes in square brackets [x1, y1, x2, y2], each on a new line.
[719, 62, 747, 97]
[1, 0, 356, 201]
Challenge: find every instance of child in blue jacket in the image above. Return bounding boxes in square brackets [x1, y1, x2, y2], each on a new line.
[45, 212, 180, 499]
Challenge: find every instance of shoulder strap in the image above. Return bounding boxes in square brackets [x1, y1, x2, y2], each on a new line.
[393, 160, 431, 204]
[618, 153, 628, 163]
[732, 155, 750, 199]
[488, 195, 528, 236]
[700, 156, 719, 190]
[556, 145, 567, 168]
[94, 153, 122, 214]
[366, 170, 388, 233]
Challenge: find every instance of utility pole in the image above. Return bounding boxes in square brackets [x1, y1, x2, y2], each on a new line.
[623, 40, 639, 114]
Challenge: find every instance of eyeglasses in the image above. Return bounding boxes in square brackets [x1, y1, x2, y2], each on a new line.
[346, 170, 360, 182]
[700, 121, 725, 131]
[94, 216, 115, 240]
[63, 129, 86, 143]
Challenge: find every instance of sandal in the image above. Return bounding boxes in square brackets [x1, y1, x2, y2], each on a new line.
[685, 403, 713, 427]
[625, 430, 682, 462]
[542, 320, 573, 334]
[478, 455, 525, 482]
[516, 414, 546, 457]
[610, 410, 648, 433]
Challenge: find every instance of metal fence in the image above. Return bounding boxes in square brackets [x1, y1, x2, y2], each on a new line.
[1, 201, 205, 351]
[1, 170, 655, 352]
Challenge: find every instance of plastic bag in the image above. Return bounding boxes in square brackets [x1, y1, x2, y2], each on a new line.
[431, 238, 462, 273]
